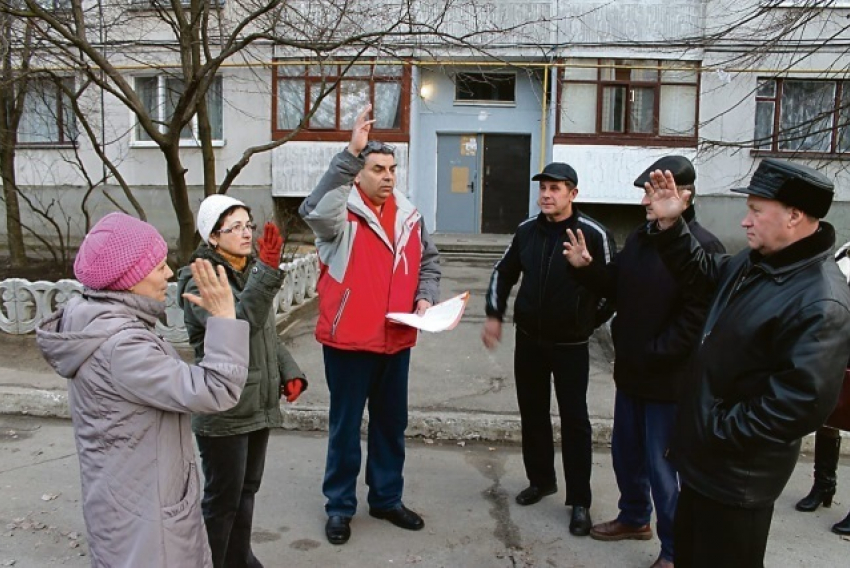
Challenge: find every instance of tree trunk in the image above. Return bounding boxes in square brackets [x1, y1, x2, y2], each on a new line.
[163, 145, 196, 265]
[196, 91, 217, 197]
[0, 139, 27, 267]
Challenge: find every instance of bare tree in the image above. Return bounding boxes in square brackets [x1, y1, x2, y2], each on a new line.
[0, 0, 550, 264]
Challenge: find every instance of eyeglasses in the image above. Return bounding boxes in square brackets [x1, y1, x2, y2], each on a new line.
[361, 140, 396, 157]
[217, 222, 257, 235]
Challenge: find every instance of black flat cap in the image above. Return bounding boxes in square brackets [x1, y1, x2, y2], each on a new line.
[532, 162, 578, 185]
[633, 155, 696, 188]
[732, 158, 834, 218]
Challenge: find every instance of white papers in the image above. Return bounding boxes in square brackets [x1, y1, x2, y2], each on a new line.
[386, 292, 469, 333]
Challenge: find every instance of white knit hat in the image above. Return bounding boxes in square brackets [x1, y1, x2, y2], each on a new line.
[196, 195, 248, 243]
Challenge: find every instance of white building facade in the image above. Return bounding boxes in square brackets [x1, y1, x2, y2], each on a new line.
[6, 0, 850, 251]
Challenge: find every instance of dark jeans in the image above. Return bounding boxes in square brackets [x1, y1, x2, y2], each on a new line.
[674, 484, 773, 568]
[196, 428, 269, 568]
[322, 346, 410, 517]
[514, 330, 592, 507]
[612, 390, 679, 562]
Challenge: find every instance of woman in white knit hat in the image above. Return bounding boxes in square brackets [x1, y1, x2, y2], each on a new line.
[177, 195, 306, 568]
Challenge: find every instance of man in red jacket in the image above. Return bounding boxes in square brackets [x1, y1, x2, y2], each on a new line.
[299, 106, 441, 546]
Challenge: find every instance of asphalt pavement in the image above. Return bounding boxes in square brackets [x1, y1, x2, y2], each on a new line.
[1, 415, 848, 568]
[1, 251, 849, 565]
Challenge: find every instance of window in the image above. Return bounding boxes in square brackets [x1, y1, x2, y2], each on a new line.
[18, 77, 77, 146]
[454, 72, 516, 105]
[128, 0, 225, 9]
[754, 78, 850, 154]
[558, 58, 699, 145]
[273, 61, 410, 142]
[134, 75, 223, 144]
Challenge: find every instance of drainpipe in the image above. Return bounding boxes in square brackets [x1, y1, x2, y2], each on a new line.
[539, 64, 549, 173]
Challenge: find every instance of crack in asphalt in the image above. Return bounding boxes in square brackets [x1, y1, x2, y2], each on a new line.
[465, 449, 522, 551]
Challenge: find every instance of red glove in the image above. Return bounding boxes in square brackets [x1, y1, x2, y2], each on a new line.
[282, 378, 304, 403]
[257, 222, 284, 268]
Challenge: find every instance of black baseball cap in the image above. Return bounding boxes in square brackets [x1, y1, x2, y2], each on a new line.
[732, 158, 834, 218]
[634, 156, 696, 188]
[532, 162, 578, 185]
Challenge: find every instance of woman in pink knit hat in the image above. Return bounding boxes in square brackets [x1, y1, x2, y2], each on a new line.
[36, 212, 251, 567]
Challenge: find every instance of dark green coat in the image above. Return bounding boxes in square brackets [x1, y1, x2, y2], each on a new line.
[177, 244, 305, 436]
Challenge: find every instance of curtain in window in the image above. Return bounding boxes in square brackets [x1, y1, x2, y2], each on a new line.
[136, 77, 158, 142]
[601, 86, 626, 132]
[340, 80, 370, 129]
[779, 81, 834, 152]
[659, 85, 696, 136]
[277, 80, 305, 130]
[207, 77, 223, 140]
[374, 82, 401, 129]
[837, 82, 850, 152]
[308, 83, 336, 128]
[629, 87, 655, 133]
[560, 83, 596, 134]
[164, 77, 193, 140]
[19, 82, 60, 143]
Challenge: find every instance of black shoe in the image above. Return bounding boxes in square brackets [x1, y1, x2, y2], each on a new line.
[369, 504, 424, 531]
[569, 506, 592, 537]
[515, 484, 557, 506]
[325, 515, 351, 545]
[833, 510, 850, 536]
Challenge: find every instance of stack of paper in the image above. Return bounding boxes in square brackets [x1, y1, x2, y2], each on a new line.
[386, 292, 470, 333]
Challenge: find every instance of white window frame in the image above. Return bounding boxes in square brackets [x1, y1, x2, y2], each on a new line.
[131, 74, 224, 148]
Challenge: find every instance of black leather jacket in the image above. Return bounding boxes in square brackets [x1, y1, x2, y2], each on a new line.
[652, 219, 850, 507]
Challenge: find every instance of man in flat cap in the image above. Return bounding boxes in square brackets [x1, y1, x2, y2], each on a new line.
[482, 162, 616, 536]
[564, 156, 724, 568]
[632, 158, 850, 566]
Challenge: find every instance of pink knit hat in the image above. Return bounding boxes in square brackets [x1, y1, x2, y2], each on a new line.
[74, 212, 169, 291]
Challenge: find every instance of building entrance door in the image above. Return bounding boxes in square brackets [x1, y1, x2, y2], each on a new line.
[436, 133, 530, 234]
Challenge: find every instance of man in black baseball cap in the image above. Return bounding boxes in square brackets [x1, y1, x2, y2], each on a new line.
[484, 160, 616, 538]
[532, 162, 579, 185]
[641, 160, 850, 566]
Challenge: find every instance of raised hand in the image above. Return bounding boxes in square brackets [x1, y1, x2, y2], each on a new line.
[257, 221, 284, 268]
[347, 104, 376, 157]
[645, 169, 691, 230]
[182, 259, 236, 318]
[563, 228, 593, 267]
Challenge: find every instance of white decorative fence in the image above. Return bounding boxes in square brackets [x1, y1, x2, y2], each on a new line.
[0, 254, 319, 343]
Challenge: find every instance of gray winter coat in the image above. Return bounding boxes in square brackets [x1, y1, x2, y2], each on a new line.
[36, 290, 249, 568]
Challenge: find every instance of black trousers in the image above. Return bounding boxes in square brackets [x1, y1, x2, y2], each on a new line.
[514, 330, 592, 507]
[196, 428, 270, 568]
[675, 484, 773, 568]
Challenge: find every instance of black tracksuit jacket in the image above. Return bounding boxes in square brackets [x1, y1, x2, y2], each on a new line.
[485, 209, 616, 343]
